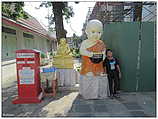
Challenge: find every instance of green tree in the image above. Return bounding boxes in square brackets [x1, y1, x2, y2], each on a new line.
[38, 2, 74, 42]
[2, 2, 28, 20]
[72, 33, 82, 49]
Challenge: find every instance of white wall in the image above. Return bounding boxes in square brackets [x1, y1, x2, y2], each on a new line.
[2, 60, 17, 88]
[2, 23, 52, 88]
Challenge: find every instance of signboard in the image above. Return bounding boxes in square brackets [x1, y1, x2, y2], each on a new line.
[17, 53, 35, 58]
[19, 67, 34, 84]
[41, 67, 57, 73]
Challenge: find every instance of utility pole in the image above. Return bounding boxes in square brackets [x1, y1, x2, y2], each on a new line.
[134, 2, 143, 91]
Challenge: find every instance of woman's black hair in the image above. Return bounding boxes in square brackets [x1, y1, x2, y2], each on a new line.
[106, 49, 112, 55]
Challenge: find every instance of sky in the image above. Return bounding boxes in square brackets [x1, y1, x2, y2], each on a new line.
[24, 2, 96, 37]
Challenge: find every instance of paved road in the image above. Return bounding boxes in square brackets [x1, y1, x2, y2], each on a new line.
[67, 92, 156, 117]
[2, 83, 156, 117]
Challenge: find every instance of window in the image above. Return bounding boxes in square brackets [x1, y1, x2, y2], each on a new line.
[2, 33, 17, 60]
[23, 33, 34, 39]
[2, 26, 16, 35]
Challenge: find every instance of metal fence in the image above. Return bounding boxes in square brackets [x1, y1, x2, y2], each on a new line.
[102, 22, 156, 92]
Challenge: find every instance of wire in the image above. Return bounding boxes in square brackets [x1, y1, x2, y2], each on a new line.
[69, 23, 77, 34]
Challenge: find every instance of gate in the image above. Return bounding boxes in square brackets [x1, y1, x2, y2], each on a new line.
[102, 22, 156, 92]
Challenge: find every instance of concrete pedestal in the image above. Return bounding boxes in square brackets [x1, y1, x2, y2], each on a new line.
[79, 75, 110, 99]
[57, 69, 79, 86]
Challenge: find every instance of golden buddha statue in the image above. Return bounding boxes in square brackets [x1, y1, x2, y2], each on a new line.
[53, 38, 74, 68]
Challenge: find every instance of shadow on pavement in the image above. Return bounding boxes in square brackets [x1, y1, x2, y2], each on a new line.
[2, 83, 77, 117]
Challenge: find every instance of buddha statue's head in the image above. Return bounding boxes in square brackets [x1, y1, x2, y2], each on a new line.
[59, 38, 67, 45]
[85, 19, 103, 41]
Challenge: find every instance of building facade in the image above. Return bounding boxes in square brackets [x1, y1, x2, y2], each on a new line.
[2, 15, 57, 88]
[87, 2, 156, 23]
[81, 2, 156, 40]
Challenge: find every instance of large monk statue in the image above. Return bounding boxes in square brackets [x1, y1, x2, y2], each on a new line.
[53, 38, 73, 68]
[80, 19, 106, 76]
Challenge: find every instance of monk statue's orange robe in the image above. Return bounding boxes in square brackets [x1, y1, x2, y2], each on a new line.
[80, 40, 106, 76]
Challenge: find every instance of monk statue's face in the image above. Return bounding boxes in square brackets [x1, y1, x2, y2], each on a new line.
[86, 20, 103, 41]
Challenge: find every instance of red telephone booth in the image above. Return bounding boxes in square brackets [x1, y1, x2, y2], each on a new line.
[12, 49, 43, 104]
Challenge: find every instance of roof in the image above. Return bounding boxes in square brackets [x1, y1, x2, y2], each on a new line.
[2, 15, 56, 41]
[18, 17, 48, 37]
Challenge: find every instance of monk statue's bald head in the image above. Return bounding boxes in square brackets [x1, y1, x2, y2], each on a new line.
[85, 19, 103, 41]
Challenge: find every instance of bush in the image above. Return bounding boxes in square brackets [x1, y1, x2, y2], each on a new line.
[40, 52, 46, 58]
[72, 48, 81, 58]
[49, 52, 53, 56]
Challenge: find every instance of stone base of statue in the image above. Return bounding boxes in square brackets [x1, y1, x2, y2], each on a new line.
[79, 75, 110, 99]
[53, 57, 74, 69]
[57, 68, 79, 86]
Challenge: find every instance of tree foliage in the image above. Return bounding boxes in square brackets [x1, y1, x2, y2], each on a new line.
[38, 2, 74, 41]
[38, 2, 74, 24]
[2, 2, 28, 20]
